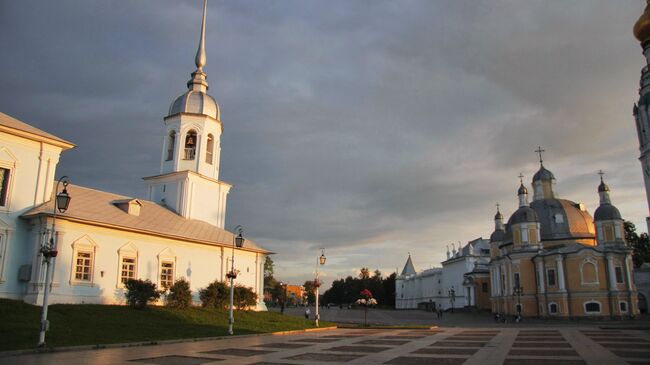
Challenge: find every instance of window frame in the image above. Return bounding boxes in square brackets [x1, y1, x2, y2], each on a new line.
[159, 260, 175, 289]
[619, 301, 628, 313]
[183, 130, 197, 160]
[70, 235, 98, 286]
[546, 268, 557, 287]
[614, 266, 624, 284]
[74, 250, 94, 282]
[0, 167, 12, 208]
[166, 130, 176, 161]
[548, 302, 559, 315]
[205, 133, 214, 164]
[584, 301, 602, 314]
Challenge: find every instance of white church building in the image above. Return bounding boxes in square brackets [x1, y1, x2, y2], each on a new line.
[0, 3, 269, 309]
[395, 238, 491, 311]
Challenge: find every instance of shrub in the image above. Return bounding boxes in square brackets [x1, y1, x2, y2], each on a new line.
[124, 279, 161, 309]
[234, 285, 258, 310]
[199, 280, 228, 309]
[166, 278, 193, 309]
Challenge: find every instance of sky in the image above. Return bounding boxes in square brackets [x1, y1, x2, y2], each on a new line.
[1, 0, 649, 290]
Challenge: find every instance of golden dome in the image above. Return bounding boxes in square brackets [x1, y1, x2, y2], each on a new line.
[634, 0, 650, 43]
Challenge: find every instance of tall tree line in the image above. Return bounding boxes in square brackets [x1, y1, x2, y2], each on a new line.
[321, 268, 396, 307]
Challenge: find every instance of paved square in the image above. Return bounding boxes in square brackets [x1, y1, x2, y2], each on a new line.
[4, 326, 650, 365]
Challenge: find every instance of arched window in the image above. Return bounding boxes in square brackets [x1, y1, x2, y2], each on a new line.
[585, 301, 601, 314]
[604, 224, 614, 242]
[166, 131, 176, 161]
[206, 134, 214, 164]
[529, 227, 538, 244]
[549, 303, 558, 314]
[184, 130, 197, 160]
[581, 259, 599, 285]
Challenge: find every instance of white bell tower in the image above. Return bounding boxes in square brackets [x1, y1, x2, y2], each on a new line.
[144, 0, 231, 228]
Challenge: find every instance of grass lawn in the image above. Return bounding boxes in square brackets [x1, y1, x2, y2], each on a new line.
[0, 299, 335, 351]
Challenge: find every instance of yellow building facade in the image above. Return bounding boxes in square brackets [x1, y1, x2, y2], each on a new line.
[489, 160, 638, 318]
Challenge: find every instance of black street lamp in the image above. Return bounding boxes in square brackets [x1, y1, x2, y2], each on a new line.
[448, 286, 456, 313]
[38, 176, 71, 347]
[513, 285, 524, 318]
[227, 225, 244, 335]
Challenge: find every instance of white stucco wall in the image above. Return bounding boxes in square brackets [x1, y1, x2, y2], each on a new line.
[22, 218, 267, 310]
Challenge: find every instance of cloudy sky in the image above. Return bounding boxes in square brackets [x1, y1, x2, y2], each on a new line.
[1, 0, 648, 288]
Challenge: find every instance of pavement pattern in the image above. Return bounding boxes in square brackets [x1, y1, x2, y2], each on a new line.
[2, 327, 650, 365]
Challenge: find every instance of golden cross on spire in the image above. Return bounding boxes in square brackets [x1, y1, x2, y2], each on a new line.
[535, 146, 545, 164]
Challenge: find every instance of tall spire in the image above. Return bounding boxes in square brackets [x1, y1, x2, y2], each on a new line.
[195, 0, 207, 71]
[535, 146, 545, 166]
[187, 0, 209, 92]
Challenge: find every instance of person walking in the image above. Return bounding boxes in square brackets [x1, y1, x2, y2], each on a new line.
[437, 304, 443, 319]
[305, 307, 311, 319]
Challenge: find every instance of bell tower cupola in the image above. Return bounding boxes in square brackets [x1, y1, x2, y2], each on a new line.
[531, 146, 557, 201]
[144, 0, 231, 228]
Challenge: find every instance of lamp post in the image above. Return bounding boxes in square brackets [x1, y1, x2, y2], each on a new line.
[38, 176, 71, 347]
[314, 249, 326, 327]
[513, 285, 523, 318]
[227, 225, 244, 335]
[280, 282, 287, 313]
[448, 286, 456, 313]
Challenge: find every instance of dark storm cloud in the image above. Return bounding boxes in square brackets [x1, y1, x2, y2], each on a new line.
[0, 0, 647, 286]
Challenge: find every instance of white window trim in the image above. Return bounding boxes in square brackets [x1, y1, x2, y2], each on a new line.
[618, 301, 628, 313]
[614, 266, 625, 284]
[0, 150, 18, 211]
[580, 258, 600, 286]
[70, 235, 98, 286]
[157, 248, 176, 289]
[548, 302, 559, 315]
[117, 242, 139, 288]
[0, 218, 13, 283]
[584, 300, 602, 315]
[546, 268, 557, 287]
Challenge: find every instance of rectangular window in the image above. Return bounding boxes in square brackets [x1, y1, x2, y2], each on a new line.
[529, 228, 538, 244]
[74, 251, 93, 281]
[120, 257, 136, 284]
[514, 272, 520, 287]
[547, 269, 556, 287]
[619, 301, 628, 312]
[482, 282, 488, 293]
[0, 168, 11, 206]
[160, 261, 174, 289]
[513, 230, 521, 245]
[521, 229, 529, 243]
[605, 225, 614, 242]
[615, 267, 624, 284]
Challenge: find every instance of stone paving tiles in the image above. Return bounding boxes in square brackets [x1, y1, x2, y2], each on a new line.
[597, 342, 650, 349]
[202, 348, 276, 357]
[611, 350, 650, 359]
[591, 337, 646, 342]
[384, 356, 467, 365]
[382, 335, 426, 339]
[355, 339, 412, 346]
[503, 360, 586, 365]
[290, 338, 340, 343]
[284, 352, 364, 362]
[412, 347, 478, 355]
[253, 342, 313, 349]
[515, 336, 565, 341]
[323, 334, 364, 338]
[509, 349, 579, 357]
[512, 341, 571, 348]
[327, 345, 392, 353]
[130, 355, 222, 365]
[431, 341, 487, 347]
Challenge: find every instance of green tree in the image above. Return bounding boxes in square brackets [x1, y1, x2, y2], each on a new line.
[166, 278, 193, 309]
[199, 280, 228, 308]
[626, 221, 650, 267]
[303, 280, 316, 304]
[264, 256, 275, 283]
[124, 279, 161, 309]
[234, 285, 258, 309]
[359, 267, 370, 280]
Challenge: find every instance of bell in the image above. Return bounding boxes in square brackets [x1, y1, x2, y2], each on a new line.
[186, 136, 195, 145]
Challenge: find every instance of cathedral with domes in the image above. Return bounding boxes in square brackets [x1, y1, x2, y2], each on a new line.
[489, 152, 638, 318]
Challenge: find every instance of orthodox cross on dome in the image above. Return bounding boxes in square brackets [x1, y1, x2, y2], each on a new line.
[518, 173, 524, 184]
[496, 202, 500, 212]
[598, 169, 605, 182]
[535, 146, 545, 165]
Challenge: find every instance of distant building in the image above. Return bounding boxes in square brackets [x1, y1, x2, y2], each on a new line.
[285, 285, 305, 305]
[489, 156, 638, 318]
[395, 238, 491, 311]
[0, 3, 269, 309]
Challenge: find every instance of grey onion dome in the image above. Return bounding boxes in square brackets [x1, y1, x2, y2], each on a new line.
[490, 229, 505, 242]
[533, 165, 555, 182]
[518, 183, 528, 195]
[509, 206, 539, 224]
[594, 204, 622, 221]
[168, 90, 220, 120]
[598, 180, 610, 192]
